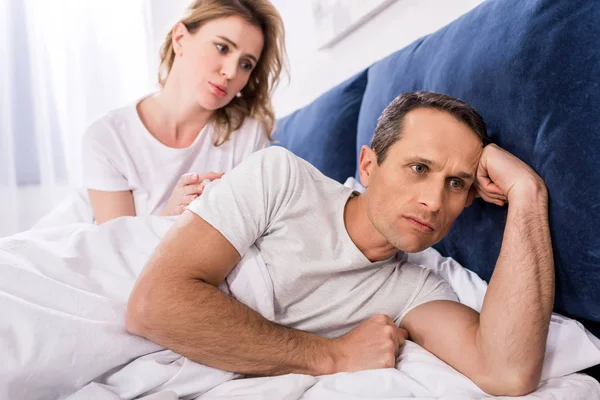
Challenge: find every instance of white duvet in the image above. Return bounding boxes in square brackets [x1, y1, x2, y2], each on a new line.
[1, 215, 600, 400]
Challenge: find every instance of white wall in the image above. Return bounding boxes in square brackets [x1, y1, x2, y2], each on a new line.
[146, 0, 484, 116]
[271, 0, 483, 117]
[145, 0, 190, 81]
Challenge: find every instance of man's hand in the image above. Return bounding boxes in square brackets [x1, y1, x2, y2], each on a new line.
[330, 314, 409, 372]
[475, 144, 546, 206]
[161, 171, 224, 216]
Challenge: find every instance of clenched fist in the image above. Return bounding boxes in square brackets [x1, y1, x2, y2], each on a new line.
[474, 144, 547, 206]
[329, 314, 409, 372]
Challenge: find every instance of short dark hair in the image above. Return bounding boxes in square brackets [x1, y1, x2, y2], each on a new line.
[370, 91, 490, 164]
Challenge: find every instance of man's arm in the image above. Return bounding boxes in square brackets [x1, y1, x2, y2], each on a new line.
[401, 145, 554, 396]
[126, 211, 333, 375]
[126, 210, 407, 376]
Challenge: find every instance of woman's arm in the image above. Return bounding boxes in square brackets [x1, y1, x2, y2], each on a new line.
[88, 189, 136, 224]
[82, 119, 134, 224]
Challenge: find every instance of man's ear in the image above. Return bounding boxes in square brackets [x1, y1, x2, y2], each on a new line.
[358, 145, 377, 188]
[465, 185, 478, 207]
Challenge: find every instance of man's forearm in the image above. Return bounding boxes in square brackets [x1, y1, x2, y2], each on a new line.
[477, 182, 554, 383]
[128, 278, 335, 376]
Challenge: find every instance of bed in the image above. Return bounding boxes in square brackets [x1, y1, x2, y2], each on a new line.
[2, 215, 599, 399]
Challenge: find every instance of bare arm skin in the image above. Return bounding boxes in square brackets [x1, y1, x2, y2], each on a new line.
[88, 189, 136, 224]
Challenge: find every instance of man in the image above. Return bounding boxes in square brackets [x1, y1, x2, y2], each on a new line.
[126, 92, 554, 396]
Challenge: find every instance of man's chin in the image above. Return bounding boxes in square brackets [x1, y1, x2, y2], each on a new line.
[405, 244, 431, 254]
[393, 239, 433, 254]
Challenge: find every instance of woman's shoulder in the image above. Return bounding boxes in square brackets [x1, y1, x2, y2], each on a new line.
[227, 115, 269, 148]
[236, 115, 265, 134]
[83, 102, 141, 142]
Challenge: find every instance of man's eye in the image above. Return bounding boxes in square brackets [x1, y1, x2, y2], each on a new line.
[216, 44, 228, 54]
[450, 179, 465, 189]
[411, 164, 427, 174]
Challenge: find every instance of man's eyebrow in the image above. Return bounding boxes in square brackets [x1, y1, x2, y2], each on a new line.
[454, 171, 475, 181]
[408, 156, 474, 181]
[216, 35, 258, 63]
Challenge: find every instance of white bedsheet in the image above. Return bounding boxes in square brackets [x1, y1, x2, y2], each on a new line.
[1, 216, 599, 400]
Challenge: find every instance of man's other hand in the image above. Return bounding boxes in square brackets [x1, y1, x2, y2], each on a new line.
[329, 314, 409, 372]
[475, 144, 546, 205]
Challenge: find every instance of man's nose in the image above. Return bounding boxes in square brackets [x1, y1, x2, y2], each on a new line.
[418, 182, 444, 213]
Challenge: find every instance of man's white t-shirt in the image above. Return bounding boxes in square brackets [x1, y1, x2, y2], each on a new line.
[82, 101, 269, 216]
[187, 147, 457, 338]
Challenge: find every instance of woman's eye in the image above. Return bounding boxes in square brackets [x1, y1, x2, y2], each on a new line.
[216, 44, 228, 54]
[411, 164, 427, 174]
[240, 61, 254, 71]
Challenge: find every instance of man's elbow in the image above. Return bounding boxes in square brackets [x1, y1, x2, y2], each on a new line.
[476, 370, 541, 397]
[125, 288, 156, 338]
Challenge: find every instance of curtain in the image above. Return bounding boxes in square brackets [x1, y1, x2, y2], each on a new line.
[0, 0, 155, 189]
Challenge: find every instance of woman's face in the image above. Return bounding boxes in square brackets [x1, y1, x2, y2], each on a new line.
[172, 16, 264, 110]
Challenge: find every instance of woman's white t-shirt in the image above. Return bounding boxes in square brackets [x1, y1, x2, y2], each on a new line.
[82, 102, 269, 216]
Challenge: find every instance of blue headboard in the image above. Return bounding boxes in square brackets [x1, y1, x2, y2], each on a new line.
[273, 0, 600, 348]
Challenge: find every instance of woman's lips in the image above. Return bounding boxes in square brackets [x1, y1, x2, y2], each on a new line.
[209, 82, 227, 97]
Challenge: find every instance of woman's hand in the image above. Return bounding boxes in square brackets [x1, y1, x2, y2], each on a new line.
[161, 171, 224, 216]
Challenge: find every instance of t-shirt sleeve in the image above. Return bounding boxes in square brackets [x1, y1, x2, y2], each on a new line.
[396, 267, 459, 324]
[186, 147, 296, 256]
[81, 119, 130, 192]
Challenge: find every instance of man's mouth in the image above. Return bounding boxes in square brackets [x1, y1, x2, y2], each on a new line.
[403, 216, 435, 232]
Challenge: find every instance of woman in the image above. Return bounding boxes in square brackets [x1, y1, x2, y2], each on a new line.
[83, 0, 286, 223]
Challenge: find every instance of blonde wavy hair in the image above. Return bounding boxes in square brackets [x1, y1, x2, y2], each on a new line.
[158, 0, 286, 146]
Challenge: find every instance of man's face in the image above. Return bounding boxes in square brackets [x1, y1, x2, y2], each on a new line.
[360, 108, 483, 253]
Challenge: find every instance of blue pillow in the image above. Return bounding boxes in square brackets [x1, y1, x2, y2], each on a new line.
[356, 0, 600, 332]
[272, 70, 368, 183]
